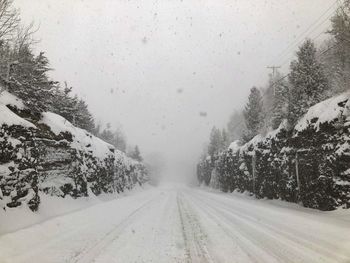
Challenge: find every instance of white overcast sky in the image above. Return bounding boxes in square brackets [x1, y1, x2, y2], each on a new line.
[14, 0, 335, 181]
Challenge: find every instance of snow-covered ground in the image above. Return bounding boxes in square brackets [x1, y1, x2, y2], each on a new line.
[0, 185, 150, 235]
[0, 184, 349, 263]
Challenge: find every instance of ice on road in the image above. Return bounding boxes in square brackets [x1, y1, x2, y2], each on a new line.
[1, 184, 350, 263]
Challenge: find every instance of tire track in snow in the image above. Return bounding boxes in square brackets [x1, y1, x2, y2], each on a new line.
[187, 194, 308, 262]
[177, 192, 213, 263]
[191, 190, 350, 262]
[71, 194, 162, 263]
[186, 190, 348, 263]
[182, 190, 274, 263]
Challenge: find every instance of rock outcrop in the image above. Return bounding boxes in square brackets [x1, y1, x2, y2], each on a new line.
[0, 91, 148, 211]
[197, 92, 350, 210]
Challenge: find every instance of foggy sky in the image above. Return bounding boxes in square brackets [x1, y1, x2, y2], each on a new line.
[14, 0, 334, 182]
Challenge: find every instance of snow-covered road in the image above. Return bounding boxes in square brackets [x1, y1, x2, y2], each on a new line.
[1, 184, 350, 263]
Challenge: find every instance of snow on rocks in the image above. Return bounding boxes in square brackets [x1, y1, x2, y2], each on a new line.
[0, 105, 35, 128]
[198, 92, 350, 210]
[39, 112, 114, 161]
[0, 90, 24, 109]
[0, 91, 148, 214]
[295, 91, 350, 132]
[228, 140, 241, 153]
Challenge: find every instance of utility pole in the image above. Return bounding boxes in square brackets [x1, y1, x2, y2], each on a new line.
[295, 152, 301, 203]
[267, 65, 281, 96]
[267, 66, 281, 77]
[252, 152, 256, 197]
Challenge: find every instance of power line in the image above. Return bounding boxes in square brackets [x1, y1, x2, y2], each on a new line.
[267, 66, 282, 95]
[252, 1, 341, 92]
[276, 8, 340, 69]
[267, 66, 281, 77]
[277, 31, 330, 69]
[228, 41, 338, 137]
[223, 1, 345, 140]
[270, 0, 340, 66]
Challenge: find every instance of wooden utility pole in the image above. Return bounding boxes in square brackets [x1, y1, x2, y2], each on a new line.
[252, 152, 256, 197]
[267, 65, 281, 95]
[267, 65, 281, 77]
[295, 152, 301, 202]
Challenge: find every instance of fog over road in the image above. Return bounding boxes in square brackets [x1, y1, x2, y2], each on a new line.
[1, 184, 349, 263]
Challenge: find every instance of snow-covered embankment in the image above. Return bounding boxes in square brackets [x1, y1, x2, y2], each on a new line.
[0, 91, 148, 233]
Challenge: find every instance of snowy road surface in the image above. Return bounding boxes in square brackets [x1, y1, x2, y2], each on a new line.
[1, 184, 350, 263]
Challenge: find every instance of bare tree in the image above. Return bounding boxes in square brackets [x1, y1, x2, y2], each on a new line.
[0, 0, 20, 41]
[0, 22, 39, 94]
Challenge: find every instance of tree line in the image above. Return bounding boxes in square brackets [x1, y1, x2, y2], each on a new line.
[205, 0, 349, 159]
[198, 1, 350, 210]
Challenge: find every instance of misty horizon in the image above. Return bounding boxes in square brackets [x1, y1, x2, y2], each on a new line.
[13, 0, 334, 183]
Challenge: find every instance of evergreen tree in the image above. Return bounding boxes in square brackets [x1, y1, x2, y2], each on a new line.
[208, 126, 223, 157]
[260, 71, 288, 131]
[269, 72, 289, 129]
[242, 86, 263, 142]
[227, 110, 245, 142]
[129, 145, 143, 162]
[50, 82, 96, 132]
[99, 123, 127, 153]
[262, 75, 275, 128]
[221, 128, 230, 149]
[10, 49, 55, 112]
[325, 0, 350, 93]
[113, 128, 127, 153]
[75, 99, 95, 132]
[100, 123, 114, 144]
[288, 39, 329, 126]
[51, 83, 77, 122]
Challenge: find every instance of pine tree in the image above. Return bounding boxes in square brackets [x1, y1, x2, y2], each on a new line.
[208, 126, 223, 157]
[100, 123, 114, 144]
[113, 128, 127, 153]
[242, 86, 263, 142]
[99, 123, 127, 153]
[51, 83, 77, 122]
[288, 39, 329, 126]
[227, 110, 245, 142]
[129, 145, 143, 162]
[260, 71, 288, 131]
[269, 72, 289, 129]
[10, 49, 55, 112]
[326, 0, 350, 93]
[50, 82, 96, 132]
[221, 128, 230, 150]
[75, 99, 95, 132]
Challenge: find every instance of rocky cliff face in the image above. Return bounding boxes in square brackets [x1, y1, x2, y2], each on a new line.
[197, 91, 350, 210]
[0, 91, 148, 212]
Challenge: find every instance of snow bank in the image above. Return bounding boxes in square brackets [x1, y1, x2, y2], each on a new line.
[0, 183, 153, 235]
[295, 91, 350, 131]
